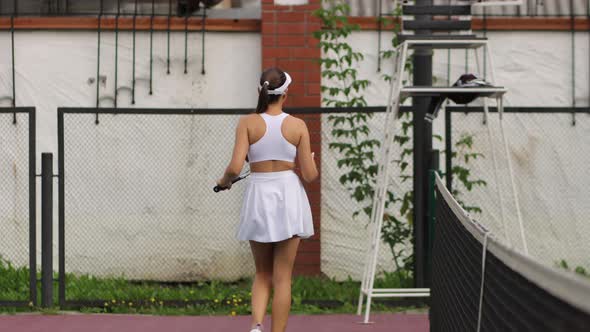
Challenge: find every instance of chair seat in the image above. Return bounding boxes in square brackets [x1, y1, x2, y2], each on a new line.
[402, 5, 472, 16]
[398, 35, 488, 49]
[403, 20, 472, 31]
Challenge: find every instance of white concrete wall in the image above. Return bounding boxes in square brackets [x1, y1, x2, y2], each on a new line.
[0, 30, 261, 280]
[1, 29, 589, 281]
[0, 30, 261, 153]
[322, 30, 590, 280]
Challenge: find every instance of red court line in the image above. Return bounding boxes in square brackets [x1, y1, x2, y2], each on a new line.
[0, 313, 429, 332]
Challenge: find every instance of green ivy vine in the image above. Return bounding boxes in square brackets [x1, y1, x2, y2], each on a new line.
[313, 0, 487, 280]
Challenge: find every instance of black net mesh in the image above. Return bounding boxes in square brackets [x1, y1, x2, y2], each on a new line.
[431, 180, 590, 332]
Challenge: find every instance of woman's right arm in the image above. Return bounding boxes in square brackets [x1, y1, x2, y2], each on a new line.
[296, 119, 319, 183]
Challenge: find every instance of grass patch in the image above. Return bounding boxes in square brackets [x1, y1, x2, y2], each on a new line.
[0, 256, 30, 302]
[1, 257, 425, 316]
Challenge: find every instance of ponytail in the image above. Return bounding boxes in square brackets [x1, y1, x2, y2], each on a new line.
[256, 81, 270, 114]
[255, 68, 289, 114]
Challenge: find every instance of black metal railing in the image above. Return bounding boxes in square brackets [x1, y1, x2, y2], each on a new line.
[0, 0, 260, 18]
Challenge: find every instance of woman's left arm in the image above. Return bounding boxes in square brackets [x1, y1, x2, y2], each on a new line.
[217, 116, 249, 189]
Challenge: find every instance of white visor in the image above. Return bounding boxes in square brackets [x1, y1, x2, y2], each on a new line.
[260, 72, 292, 95]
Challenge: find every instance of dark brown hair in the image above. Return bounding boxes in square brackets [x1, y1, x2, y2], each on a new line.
[256, 67, 287, 114]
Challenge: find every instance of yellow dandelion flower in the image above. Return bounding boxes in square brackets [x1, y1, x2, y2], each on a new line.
[232, 295, 236, 298]
[231, 311, 236, 316]
[28, 302, 33, 307]
[226, 300, 230, 304]
[104, 302, 109, 307]
[112, 299, 116, 303]
[150, 298, 155, 302]
[122, 300, 126, 304]
[129, 302, 133, 306]
[214, 299, 219, 303]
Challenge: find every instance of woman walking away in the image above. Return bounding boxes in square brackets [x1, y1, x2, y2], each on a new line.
[217, 67, 318, 332]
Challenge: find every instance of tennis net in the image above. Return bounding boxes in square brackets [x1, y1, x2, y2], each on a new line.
[431, 174, 590, 331]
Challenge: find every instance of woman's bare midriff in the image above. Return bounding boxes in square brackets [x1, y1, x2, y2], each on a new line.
[250, 160, 296, 173]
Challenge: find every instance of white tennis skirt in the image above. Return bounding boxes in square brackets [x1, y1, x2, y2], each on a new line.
[237, 170, 314, 243]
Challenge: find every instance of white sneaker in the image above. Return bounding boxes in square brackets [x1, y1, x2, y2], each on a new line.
[249, 323, 263, 332]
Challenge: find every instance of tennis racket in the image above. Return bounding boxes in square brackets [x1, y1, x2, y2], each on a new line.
[213, 164, 251, 192]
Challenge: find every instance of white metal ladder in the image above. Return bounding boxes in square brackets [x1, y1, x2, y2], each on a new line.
[357, 35, 527, 324]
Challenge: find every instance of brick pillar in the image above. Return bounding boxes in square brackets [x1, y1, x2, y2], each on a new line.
[261, 0, 322, 276]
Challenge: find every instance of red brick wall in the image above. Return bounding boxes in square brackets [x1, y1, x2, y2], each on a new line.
[261, 0, 322, 276]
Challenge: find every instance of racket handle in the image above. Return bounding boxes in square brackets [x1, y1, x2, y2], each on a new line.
[213, 176, 243, 192]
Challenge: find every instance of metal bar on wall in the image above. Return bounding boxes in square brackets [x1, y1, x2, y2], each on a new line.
[132, 0, 138, 104]
[115, 0, 120, 108]
[201, 5, 206, 75]
[184, 8, 189, 74]
[11, 14, 16, 119]
[570, 0, 576, 125]
[150, 0, 155, 94]
[483, 8, 487, 80]
[167, 0, 172, 74]
[96, 1, 102, 112]
[377, 0, 383, 72]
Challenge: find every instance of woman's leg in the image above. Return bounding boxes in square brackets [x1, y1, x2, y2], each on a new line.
[271, 236, 301, 332]
[249, 240, 274, 329]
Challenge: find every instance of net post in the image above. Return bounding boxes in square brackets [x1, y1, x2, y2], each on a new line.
[412, 0, 434, 289]
[426, 149, 439, 286]
[41, 153, 54, 308]
[445, 108, 452, 191]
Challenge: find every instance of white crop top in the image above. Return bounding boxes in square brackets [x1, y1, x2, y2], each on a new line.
[247, 112, 297, 163]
